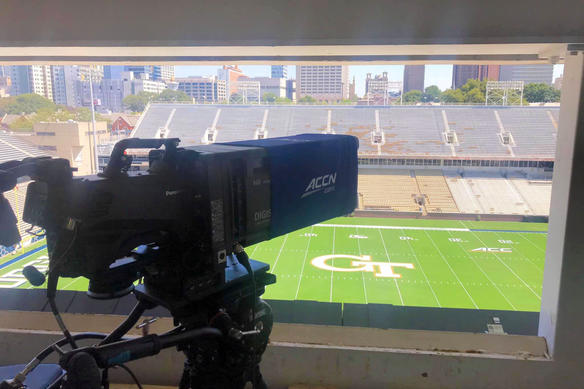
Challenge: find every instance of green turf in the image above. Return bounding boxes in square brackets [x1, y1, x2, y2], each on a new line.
[0, 217, 547, 312]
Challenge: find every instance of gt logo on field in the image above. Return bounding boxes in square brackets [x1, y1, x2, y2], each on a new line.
[311, 254, 414, 278]
[472, 247, 512, 253]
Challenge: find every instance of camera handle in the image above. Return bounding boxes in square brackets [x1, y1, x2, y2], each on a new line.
[102, 138, 180, 178]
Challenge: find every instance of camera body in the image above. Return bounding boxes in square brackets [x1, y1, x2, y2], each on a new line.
[16, 134, 358, 299]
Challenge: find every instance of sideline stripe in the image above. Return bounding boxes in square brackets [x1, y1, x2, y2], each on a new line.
[0, 245, 47, 271]
[316, 224, 547, 234]
[471, 228, 547, 234]
[316, 224, 469, 232]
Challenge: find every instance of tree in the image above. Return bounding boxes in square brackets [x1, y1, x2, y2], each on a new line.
[465, 88, 485, 104]
[0, 94, 56, 115]
[298, 95, 316, 104]
[422, 85, 442, 102]
[403, 90, 423, 103]
[262, 92, 278, 103]
[274, 97, 292, 104]
[459, 79, 486, 103]
[156, 89, 191, 102]
[122, 92, 156, 112]
[524, 83, 561, 103]
[440, 89, 465, 103]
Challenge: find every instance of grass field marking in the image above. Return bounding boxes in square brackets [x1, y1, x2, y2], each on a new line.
[295, 226, 314, 300]
[329, 226, 336, 302]
[355, 226, 368, 304]
[466, 229, 541, 300]
[401, 228, 441, 307]
[424, 230, 479, 309]
[518, 233, 547, 254]
[315, 224, 470, 232]
[492, 231, 544, 274]
[377, 228, 404, 306]
[447, 231, 518, 311]
[270, 234, 289, 273]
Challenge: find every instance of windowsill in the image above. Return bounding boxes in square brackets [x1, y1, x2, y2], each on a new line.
[0, 310, 549, 361]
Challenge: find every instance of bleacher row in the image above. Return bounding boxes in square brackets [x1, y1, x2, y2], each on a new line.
[358, 170, 551, 215]
[132, 104, 559, 159]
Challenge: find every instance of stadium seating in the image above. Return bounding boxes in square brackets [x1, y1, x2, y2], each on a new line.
[497, 108, 556, 158]
[445, 108, 509, 156]
[509, 177, 552, 215]
[358, 169, 421, 212]
[331, 108, 378, 155]
[215, 106, 265, 142]
[131, 104, 558, 161]
[3, 182, 33, 240]
[415, 170, 459, 213]
[378, 108, 449, 156]
[0, 132, 47, 163]
[446, 172, 535, 215]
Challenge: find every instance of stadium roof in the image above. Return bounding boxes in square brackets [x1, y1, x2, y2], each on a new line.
[0, 131, 49, 164]
[131, 104, 558, 160]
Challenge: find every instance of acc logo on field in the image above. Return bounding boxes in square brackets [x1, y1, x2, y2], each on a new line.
[471, 247, 512, 253]
[311, 254, 414, 278]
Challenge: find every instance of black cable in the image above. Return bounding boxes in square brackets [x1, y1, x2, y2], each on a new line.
[115, 364, 143, 389]
[47, 272, 78, 349]
[234, 244, 257, 324]
[99, 301, 148, 345]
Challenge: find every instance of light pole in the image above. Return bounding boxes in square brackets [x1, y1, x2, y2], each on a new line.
[88, 66, 99, 174]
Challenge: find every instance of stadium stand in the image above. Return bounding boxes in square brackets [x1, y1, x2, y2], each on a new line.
[445, 172, 536, 215]
[215, 106, 265, 142]
[415, 170, 459, 213]
[131, 104, 558, 160]
[127, 104, 557, 216]
[497, 108, 557, 158]
[446, 108, 510, 157]
[378, 108, 449, 156]
[0, 131, 47, 163]
[358, 169, 422, 212]
[509, 177, 552, 215]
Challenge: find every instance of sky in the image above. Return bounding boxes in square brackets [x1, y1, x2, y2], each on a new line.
[175, 65, 564, 97]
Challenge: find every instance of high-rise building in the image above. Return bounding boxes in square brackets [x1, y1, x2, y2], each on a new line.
[8, 65, 53, 100]
[295, 65, 349, 101]
[365, 72, 390, 97]
[286, 79, 296, 102]
[104, 65, 125, 79]
[452, 65, 500, 89]
[124, 65, 174, 82]
[271, 65, 288, 79]
[217, 65, 246, 96]
[499, 65, 554, 85]
[177, 76, 226, 102]
[51, 66, 104, 107]
[247, 77, 287, 98]
[349, 76, 356, 100]
[403, 65, 425, 93]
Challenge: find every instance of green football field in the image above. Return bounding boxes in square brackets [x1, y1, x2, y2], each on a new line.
[0, 217, 547, 312]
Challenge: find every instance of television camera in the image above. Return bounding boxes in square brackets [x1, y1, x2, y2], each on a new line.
[0, 134, 358, 389]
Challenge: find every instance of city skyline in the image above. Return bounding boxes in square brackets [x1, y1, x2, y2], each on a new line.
[174, 64, 564, 97]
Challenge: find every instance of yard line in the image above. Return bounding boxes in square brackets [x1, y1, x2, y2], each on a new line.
[295, 226, 314, 299]
[316, 223, 470, 232]
[518, 233, 547, 254]
[62, 277, 82, 290]
[493, 231, 544, 274]
[329, 226, 335, 302]
[401, 229, 441, 307]
[355, 227, 368, 304]
[271, 234, 289, 273]
[448, 231, 517, 311]
[378, 229, 404, 306]
[424, 231, 479, 309]
[466, 230, 541, 300]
